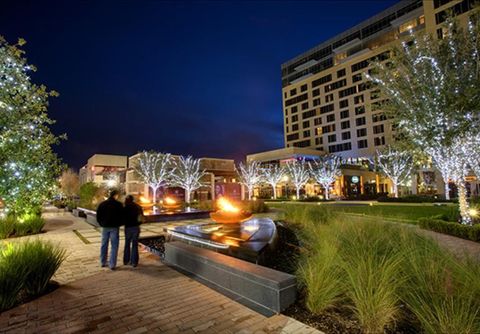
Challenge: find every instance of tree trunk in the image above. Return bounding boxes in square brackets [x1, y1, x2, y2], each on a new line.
[457, 179, 472, 225]
[185, 189, 191, 204]
[393, 182, 399, 198]
[324, 185, 330, 200]
[272, 184, 277, 199]
[296, 187, 300, 200]
[152, 187, 157, 204]
[444, 181, 450, 201]
[248, 187, 252, 200]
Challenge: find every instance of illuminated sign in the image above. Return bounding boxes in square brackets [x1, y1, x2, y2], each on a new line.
[351, 176, 360, 184]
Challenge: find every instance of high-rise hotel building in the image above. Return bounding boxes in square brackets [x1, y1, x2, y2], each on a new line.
[281, 0, 476, 159]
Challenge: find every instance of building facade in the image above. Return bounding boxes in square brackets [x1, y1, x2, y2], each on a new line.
[247, 147, 393, 199]
[277, 0, 477, 198]
[282, 0, 475, 158]
[79, 154, 128, 189]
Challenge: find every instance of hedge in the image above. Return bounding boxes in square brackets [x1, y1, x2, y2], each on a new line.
[378, 195, 456, 203]
[417, 218, 480, 242]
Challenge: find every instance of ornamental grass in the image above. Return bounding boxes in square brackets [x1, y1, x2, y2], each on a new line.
[284, 205, 480, 333]
[0, 240, 65, 312]
[0, 215, 45, 239]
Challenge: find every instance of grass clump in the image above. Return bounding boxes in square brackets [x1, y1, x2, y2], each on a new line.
[0, 240, 66, 312]
[0, 215, 45, 239]
[282, 204, 480, 333]
[0, 243, 30, 310]
[402, 239, 480, 333]
[0, 216, 16, 239]
[21, 240, 66, 296]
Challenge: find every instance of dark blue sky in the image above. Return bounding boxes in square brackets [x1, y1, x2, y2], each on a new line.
[1, 0, 398, 169]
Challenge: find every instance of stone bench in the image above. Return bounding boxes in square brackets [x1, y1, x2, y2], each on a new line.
[85, 213, 100, 227]
[72, 209, 86, 218]
[164, 241, 296, 316]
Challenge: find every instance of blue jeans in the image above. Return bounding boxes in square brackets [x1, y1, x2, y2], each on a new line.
[100, 227, 119, 269]
[124, 226, 140, 266]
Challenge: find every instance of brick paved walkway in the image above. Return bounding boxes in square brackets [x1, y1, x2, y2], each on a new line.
[0, 210, 321, 334]
[420, 229, 480, 260]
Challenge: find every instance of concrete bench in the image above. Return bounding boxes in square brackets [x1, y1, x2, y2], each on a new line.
[72, 209, 86, 218]
[86, 213, 100, 227]
[164, 241, 296, 316]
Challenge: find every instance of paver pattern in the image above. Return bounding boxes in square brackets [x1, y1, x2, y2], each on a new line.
[420, 228, 480, 260]
[0, 209, 321, 334]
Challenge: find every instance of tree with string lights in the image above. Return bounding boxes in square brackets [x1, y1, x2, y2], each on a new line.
[0, 37, 64, 216]
[237, 161, 263, 200]
[367, 13, 480, 224]
[132, 151, 173, 204]
[261, 164, 286, 200]
[309, 155, 342, 200]
[171, 156, 205, 204]
[375, 147, 413, 198]
[286, 159, 310, 200]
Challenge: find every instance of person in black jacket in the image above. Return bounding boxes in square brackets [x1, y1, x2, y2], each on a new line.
[96, 190, 124, 270]
[123, 195, 144, 267]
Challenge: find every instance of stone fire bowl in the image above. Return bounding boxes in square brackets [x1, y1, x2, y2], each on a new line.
[210, 211, 252, 224]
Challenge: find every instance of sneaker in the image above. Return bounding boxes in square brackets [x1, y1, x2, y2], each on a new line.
[101, 264, 107, 268]
[109, 267, 116, 271]
[132, 264, 138, 268]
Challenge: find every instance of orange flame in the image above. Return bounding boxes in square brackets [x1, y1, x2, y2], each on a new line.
[139, 196, 151, 204]
[217, 197, 240, 213]
[164, 196, 176, 205]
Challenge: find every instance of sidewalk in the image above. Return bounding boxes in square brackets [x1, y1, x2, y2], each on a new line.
[0, 211, 321, 334]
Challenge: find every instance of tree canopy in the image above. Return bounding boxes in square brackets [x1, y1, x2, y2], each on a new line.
[0, 37, 64, 216]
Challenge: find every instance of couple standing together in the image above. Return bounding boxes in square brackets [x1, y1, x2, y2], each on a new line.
[96, 190, 144, 270]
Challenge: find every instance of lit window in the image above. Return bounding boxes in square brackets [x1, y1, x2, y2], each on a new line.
[399, 20, 417, 33]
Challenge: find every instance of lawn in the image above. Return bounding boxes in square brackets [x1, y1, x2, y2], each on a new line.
[269, 202, 459, 222]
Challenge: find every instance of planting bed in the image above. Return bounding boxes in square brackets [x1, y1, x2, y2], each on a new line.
[139, 236, 166, 259]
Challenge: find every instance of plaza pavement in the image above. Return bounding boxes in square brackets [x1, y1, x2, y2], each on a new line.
[0, 209, 321, 334]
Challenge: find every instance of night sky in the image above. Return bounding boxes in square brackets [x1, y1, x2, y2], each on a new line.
[1, 0, 398, 169]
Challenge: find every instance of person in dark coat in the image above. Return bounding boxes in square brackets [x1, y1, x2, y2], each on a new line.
[96, 190, 124, 270]
[123, 195, 144, 267]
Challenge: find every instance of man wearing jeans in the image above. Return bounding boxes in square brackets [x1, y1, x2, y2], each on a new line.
[96, 190, 123, 270]
[123, 195, 144, 267]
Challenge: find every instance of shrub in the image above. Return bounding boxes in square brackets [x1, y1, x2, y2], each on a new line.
[378, 194, 456, 203]
[13, 221, 31, 237]
[20, 240, 66, 296]
[79, 182, 104, 210]
[346, 192, 389, 201]
[23, 215, 45, 235]
[240, 199, 268, 213]
[191, 200, 213, 211]
[0, 216, 16, 239]
[65, 199, 77, 211]
[52, 199, 66, 208]
[0, 240, 65, 312]
[0, 244, 30, 310]
[418, 218, 480, 242]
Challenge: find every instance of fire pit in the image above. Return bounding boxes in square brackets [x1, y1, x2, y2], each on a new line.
[138, 196, 154, 210]
[209, 197, 252, 224]
[136, 196, 210, 222]
[167, 197, 276, 263]
[162, 196, 181, 210]
[148, 197, 297, 316]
